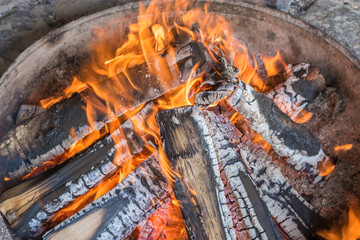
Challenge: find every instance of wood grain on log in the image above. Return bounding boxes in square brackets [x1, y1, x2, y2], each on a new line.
[43, 154, 171, 240]
[157, 106, 281, 239]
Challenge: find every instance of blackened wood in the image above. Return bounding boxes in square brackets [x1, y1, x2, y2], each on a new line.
[0, 94, 90, 193]
[208, 112, 324, 240]
[193, 54, 328, 171]
[43, 155, 170, 240]
[227, 80, 327, 171]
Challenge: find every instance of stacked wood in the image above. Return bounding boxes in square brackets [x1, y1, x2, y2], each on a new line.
[157, 106, 282, 239]
[43, 154, 171, 240]
[0, 34, 214, 193]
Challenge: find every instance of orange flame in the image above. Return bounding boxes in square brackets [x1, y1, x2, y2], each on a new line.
[335, 144, 353, 152]
[4, 177, 10, 181]
[293, 109, 313, 124]
[137, 195, 187, 240]
[260, 50, 287, 77]
[318, 204, 360, 240]
[318, 158, 335, 177]
[40, 77, 88, 109]
[252, 132, 272, 153]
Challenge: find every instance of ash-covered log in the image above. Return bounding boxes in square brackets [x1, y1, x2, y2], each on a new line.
[205, 111, 325, 240]
[157, 106, 281, 239]
[227, 80, 328, 171]
[265, 63, 326, 122]
[43, 154, 170, 240]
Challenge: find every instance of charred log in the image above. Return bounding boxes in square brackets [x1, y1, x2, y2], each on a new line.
[265, 63, 326, 122]
[157, 106, 226, 240]
[207, 112, 325, 240]
[157, 106, 281, 239]
[43, 154, 170, 240]
[227, 80, 327, 171]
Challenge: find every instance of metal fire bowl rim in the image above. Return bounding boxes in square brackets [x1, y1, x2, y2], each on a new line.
[0, 0, 359, 135]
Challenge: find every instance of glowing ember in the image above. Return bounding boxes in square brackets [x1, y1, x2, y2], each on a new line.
[318, 158, 335, 177]
[137, 194, 187, 240]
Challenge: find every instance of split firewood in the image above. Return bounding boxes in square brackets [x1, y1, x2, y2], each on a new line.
[43, 154, 171, 240]
[0, 34, 212, 193]
[205, 111, 325, 240]
[157, 106, 282, 239]
[265, 63, 326, 122]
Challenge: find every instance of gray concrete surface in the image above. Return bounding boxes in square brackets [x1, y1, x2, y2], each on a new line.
[0, 0, 359, 239]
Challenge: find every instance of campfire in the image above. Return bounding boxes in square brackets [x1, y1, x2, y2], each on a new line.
[0, 0, 359, 239]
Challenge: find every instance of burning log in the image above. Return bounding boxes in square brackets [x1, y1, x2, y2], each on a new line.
[0, 94, 90, 192]
[226, 79, 328, 171]
[157, 106, 282, 239]
[205, 111, 325, 239]
[43, 154, 171, 240]
[265, 63, 326, 123]
[0, 35, 208, 192]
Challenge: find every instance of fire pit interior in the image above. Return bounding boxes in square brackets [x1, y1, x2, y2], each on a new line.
[0, 1, 359, 239]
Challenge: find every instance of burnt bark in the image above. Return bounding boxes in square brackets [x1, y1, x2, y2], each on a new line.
[227, 80, 327, 171]
[193, 54, 328, 171]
